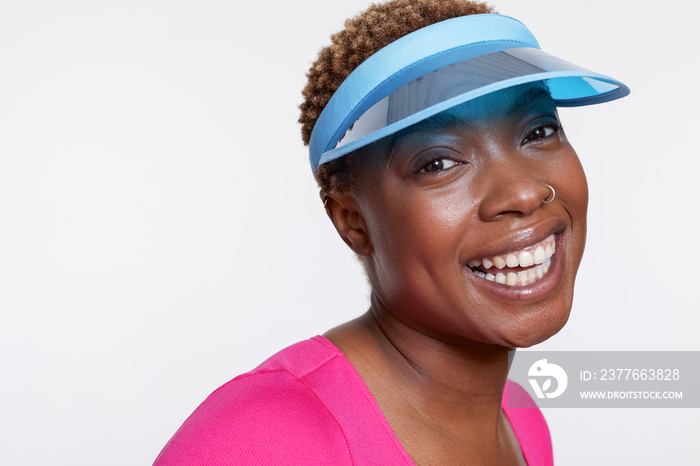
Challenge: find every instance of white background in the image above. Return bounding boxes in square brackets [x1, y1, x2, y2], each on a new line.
[0, 0, 697, 464]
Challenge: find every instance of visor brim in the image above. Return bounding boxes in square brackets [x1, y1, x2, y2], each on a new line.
[320, 47, 629, 166]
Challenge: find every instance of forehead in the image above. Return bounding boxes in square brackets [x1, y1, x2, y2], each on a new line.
[391, 83, 555, 142]
[348, 83, 557, 173]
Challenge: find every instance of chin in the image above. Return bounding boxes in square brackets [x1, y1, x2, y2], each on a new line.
[502, 304, 572, 348]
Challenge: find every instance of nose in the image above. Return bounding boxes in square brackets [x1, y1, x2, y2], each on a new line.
[478, 160, 552, 221]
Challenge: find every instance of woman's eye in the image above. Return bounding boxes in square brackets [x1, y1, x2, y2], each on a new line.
[421, 158, 458, 173]
[525, 125, 557, 142]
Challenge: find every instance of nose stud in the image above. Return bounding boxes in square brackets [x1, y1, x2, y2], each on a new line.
[542, 184, 556, 204]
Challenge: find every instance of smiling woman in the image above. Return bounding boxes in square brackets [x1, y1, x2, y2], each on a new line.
[154, 1, 627, 464]
[335, 84, 589, 351]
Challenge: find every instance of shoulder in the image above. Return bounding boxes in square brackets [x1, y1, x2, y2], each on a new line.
[503, 379, 554, 466]
[154, 338, 354, 465]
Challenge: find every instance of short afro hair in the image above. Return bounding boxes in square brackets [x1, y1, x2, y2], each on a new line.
[299, 0, 496, 193]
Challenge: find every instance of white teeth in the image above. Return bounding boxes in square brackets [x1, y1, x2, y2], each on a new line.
[470, 254, 554, 287]
[534, 246, 546, 264]
[518, 251, 534, 267]
[545, 243, 553, 258]
[535, 265, 544, 278]
[527, 268, 537, 281]
[493, 256, 507, 269]
[517, 270, 528, 285]
[467, 235, 557, 286]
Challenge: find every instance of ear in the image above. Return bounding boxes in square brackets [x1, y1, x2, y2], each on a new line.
[320, 189, 372, 256]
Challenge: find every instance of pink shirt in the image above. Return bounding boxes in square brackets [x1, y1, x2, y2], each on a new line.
[155, 336, 552, 465]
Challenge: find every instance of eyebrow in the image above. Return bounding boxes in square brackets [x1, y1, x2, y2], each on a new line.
[386, 85, 554, 160]
[509, 86, 553, 117]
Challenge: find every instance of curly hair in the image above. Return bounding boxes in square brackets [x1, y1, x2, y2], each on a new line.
[299, 0, 496, 193]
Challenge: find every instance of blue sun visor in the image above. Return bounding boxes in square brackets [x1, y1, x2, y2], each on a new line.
[308, 14, 629, 173]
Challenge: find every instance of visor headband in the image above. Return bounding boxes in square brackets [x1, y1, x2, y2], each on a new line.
[308, 14, 629, 173]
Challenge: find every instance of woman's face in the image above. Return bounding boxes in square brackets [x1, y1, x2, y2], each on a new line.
[349, 84, 588, 348]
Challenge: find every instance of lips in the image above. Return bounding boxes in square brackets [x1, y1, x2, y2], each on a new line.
[466, 234, 556, 287]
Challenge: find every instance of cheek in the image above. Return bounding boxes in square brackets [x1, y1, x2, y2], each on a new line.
[376, 185, 473, 261]
[559, 153, 588, 220]
[553, 151, 589, 268]
[363, 185, 475, 304]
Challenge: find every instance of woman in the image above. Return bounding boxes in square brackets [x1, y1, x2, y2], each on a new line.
[155, 1, 628, 464]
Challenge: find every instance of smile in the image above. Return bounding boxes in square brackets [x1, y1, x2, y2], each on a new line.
[466, 234, 556, 287]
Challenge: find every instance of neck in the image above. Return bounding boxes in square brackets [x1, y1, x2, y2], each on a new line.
[326, 293, 515, 434]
